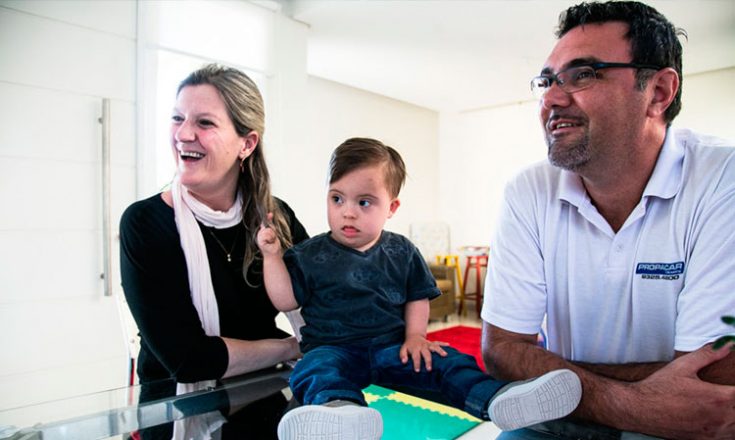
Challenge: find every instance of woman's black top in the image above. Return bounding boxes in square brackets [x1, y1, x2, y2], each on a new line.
[119, 194, 308, 439]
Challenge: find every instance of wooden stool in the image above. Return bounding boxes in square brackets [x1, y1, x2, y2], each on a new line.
[458, 246, 488, 318]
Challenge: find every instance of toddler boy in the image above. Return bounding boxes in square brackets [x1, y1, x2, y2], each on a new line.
[257, 138, 582, 439]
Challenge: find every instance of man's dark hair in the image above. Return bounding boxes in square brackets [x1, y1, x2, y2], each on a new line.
[557, 1, 686, 124]
[329, 138, 406, 198]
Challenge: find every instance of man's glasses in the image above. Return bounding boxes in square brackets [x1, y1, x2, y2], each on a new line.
[530, 62, 662, 99]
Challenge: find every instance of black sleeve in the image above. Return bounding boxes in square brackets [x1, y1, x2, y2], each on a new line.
[120, 198, 228, 383]
[275, 197, 309, 245]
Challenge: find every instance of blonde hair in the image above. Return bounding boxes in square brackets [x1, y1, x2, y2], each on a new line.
[178, 64, 292, 284]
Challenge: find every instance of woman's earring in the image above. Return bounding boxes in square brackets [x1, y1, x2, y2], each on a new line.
[239, 157, 246, 173]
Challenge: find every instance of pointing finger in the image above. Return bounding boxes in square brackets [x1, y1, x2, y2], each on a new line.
[260, 212, 274, 230]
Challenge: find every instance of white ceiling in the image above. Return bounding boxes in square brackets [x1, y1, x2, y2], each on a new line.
[282, 0, 735, 113]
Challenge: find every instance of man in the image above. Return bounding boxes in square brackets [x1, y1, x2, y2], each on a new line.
[481, 1, 735, 439]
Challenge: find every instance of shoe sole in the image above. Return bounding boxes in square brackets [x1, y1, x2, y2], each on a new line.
[489, 369, 582, 431]
[277, 405, 383, 440]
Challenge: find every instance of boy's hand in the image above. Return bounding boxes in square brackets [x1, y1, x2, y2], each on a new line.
[257, 212, 281, 256]
[400, 334, 449, 372]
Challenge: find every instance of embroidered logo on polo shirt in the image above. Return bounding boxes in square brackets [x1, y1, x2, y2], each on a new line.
[636, 261, 684, 280]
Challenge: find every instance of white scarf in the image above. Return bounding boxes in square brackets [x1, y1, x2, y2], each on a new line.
[171, 175, 243, 440]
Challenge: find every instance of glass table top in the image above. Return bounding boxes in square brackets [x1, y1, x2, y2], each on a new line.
[0, 366, 292, 440]
[0, 363, 660, 440]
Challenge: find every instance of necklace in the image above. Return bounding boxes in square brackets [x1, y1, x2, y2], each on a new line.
[207, 227, 240, 263]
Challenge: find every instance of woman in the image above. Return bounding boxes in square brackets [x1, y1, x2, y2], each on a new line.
[120, 64, 308, 439]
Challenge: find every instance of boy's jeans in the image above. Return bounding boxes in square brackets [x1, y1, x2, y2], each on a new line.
[289, 342, 508, 420]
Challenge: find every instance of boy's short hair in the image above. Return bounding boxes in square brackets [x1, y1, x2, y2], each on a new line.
[329, 138, 407, 198]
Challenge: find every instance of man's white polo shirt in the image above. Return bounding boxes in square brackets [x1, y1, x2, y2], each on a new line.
[482, 128, 735, 364]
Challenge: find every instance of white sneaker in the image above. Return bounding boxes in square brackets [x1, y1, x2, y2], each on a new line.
[277, 403, 383, 440]
[487, 369, 582, 431]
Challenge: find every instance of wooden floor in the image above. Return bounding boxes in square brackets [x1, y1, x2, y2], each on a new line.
[427, 302, 483, 332]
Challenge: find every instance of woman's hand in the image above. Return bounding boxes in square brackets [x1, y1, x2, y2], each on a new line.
[283, 336, 303, 361]
[400, 334, 449, 372]
[223, 336, 302, 378]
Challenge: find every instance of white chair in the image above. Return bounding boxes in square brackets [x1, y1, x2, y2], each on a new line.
[409, 222, 464, 294]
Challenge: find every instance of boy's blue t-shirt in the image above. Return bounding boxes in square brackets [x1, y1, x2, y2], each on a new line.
[283, 231, 441, 352]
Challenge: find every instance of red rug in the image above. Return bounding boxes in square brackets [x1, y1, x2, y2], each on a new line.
[427, 325, 484, 370]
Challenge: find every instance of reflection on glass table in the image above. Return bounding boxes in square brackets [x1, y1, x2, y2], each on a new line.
[0, 365, 292, 440]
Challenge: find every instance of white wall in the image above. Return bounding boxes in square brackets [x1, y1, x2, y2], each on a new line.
[269, 75, 440, 238]
[438, 67, 735, 250]
[438, 101, 545, 251]
[676, 67, 735, 139]
[0, 1, 136, 411]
